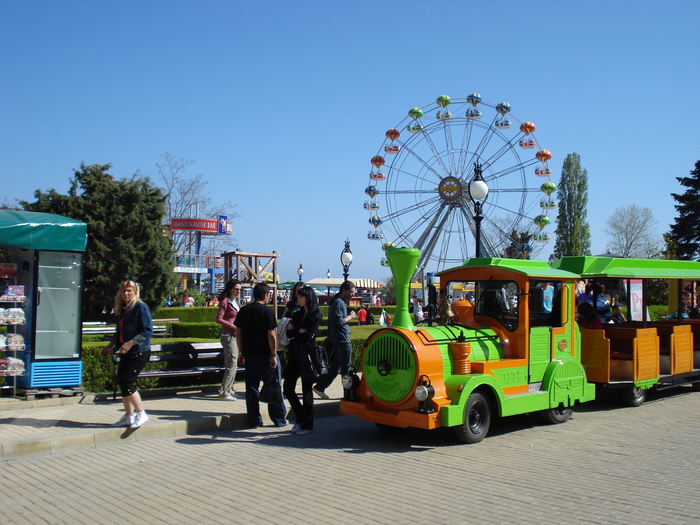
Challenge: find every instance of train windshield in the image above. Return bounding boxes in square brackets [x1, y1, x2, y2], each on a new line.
[445, 280, 520, 331]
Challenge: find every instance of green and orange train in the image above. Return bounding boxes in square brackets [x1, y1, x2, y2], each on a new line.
[339, 248, 700, 443]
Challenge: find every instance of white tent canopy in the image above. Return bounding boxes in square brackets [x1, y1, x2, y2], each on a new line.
[306, 277, 381, 290]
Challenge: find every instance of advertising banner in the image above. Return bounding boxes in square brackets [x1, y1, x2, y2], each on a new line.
[171, 218, 232, 235]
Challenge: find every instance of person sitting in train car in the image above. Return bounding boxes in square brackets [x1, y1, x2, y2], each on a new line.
[480, 288, 505, 322]
[664, 303, 690, 320]
[577, 301, 602, 330]
[539, 282, 554, 313]
[578, 281, 593, 304]
[586, 283, 612, 323]
[611, 304, 627, 324]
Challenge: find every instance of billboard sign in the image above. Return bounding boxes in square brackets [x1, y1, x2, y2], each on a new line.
[171, 218, 232, 235]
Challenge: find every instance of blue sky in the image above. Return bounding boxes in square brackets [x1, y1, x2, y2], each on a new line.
[2, 1, 698, 283]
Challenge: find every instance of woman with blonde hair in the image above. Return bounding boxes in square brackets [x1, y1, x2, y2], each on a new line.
[101, 280, 153, 428]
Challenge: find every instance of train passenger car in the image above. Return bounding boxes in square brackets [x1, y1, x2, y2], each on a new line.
[340, 247, 595, 443]
[552, 256, 700, 406]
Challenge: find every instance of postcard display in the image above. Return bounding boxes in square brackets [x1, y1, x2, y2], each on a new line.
[0, 211, 87, 391]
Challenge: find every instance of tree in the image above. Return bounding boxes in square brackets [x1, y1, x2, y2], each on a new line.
[379, 276, 397, 305]
[20, 163, 177, 311]
[157, 153, 239, 257]
[501, 229, 534, 259]
[550, 153, 591, 260]
[604, 204, 659, 258]
[668, 160, 700, 260]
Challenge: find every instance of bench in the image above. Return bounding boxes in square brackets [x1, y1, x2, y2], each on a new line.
[111, 341, 243, 399]
[83, 322, 171, 337]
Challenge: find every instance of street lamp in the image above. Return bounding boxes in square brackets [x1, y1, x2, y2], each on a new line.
[468, 162, 489, 258]
[340, 239, 353, 282]
[297, 263, 304, 282]
[326, 269, 331, 296]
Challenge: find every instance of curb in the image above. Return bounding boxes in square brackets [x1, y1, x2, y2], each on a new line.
[0, 400, 341, 462]
[0, 394, 97, 412]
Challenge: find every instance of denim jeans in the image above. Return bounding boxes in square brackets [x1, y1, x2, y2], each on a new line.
[244, 356, 287, 427]
[314, 340, 352, 392]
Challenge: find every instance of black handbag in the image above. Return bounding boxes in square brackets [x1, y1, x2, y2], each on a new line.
[260, 368, 283, 404]
[299, 341, 328, 381]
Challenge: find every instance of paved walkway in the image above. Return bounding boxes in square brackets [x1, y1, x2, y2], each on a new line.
[0, 381, 343, 462]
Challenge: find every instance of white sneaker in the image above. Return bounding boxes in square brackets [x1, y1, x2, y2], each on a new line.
[130, 410, 149, 428]
[218, 394, 236, 401]
[296, 428, 313, 435]
[112, 413, 134, 427]
[291, 424, 301, 433]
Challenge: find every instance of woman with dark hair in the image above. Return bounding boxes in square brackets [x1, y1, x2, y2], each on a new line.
[282, 281, 305, 319]
[283, 285, 322, 435]
[101, 280, 153, 428]
[216, 279, 242, 401]
[577, 301, 602, 330]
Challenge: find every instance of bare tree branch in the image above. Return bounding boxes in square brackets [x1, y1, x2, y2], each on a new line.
[605, 204, 659, 258]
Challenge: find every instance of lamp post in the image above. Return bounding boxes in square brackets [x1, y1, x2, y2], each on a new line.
[326, 269, 331, 296]
[468, 162, 489, 258]
[297, 263, 304, 282]
[340, 239, 353, 282]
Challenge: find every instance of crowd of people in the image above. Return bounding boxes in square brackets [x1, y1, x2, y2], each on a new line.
[105, 277, 370, 434]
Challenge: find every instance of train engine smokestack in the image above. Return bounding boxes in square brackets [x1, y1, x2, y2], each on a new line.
[386, 247, 421, 331]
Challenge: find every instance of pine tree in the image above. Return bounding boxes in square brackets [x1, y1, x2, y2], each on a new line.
[21, 163, 176, 311]
[668, 160, 700, 260]
[551, 153, 591, 260]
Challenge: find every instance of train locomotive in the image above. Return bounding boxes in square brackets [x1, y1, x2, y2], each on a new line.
[339, 248, 700, 443]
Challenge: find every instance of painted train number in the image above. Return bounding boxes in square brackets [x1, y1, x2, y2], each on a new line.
[502, 369, 524, 384]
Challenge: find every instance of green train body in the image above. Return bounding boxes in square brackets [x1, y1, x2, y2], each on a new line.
[340, 248, 700, 443]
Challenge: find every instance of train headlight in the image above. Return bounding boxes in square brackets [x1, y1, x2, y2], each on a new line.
[414, 375, 436, 414]
[414, 385, 432, 402]
[341, 374, 354, 390]
[342, 367, 361, 401]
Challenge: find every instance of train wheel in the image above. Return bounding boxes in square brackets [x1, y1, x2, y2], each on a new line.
[539, 405, 573, 424]
[622, 387, 646, 407]
[692, 382, 700, 392]
[454, 392, 491, 444]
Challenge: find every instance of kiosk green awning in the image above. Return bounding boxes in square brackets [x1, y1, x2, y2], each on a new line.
[0, 210, 87, 252]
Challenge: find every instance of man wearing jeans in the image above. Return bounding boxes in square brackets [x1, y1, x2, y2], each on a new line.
[234, 282, 287, 428]
[313, 281, 356, 399]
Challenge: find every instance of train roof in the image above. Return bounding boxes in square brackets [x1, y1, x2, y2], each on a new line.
[552, 256, 700, 279]
[440, 257, 580, 279]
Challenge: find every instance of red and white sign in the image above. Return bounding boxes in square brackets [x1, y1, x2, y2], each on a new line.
[171, 218, 232, 235]
[171, 219, 218, 232]
[0, 263, 17, 278]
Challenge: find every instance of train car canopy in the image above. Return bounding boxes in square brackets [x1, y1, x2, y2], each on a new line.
[553, 256, 700, 280]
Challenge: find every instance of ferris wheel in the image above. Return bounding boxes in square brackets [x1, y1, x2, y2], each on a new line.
[364, 94, 555, 272]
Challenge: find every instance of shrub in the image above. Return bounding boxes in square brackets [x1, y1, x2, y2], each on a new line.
[171, 322, 221, 339]
[81, 342, 115, 393]
[152, 306, 217, 323]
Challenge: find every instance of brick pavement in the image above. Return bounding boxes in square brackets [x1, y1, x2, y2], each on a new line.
[0, 381, 344, 462]
[0, 387, 699, 524]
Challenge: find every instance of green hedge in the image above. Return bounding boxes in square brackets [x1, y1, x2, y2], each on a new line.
[152, 306, 217, 323]
[171, 322, 221, 339]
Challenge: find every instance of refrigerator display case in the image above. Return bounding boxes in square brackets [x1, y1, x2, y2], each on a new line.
[0, 211, 87, 390]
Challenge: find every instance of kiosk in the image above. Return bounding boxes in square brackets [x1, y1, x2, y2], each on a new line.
[0, 210, 87, 390]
